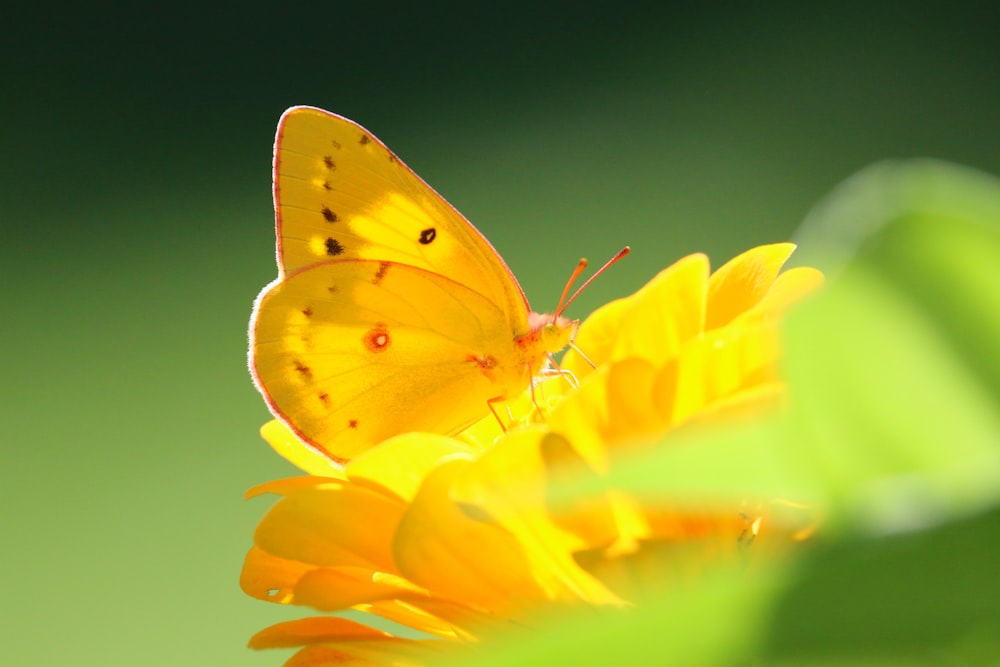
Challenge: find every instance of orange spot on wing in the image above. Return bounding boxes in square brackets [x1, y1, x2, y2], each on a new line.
[348, 419, 358, 429]
[467, 354, 498, 370]
[467, 354, 499, 382]
[363, 323, 391, 353]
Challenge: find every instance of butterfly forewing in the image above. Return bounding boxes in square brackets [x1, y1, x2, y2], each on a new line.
[273, 107, 528, 327]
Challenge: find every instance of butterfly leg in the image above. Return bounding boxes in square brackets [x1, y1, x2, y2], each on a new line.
[527, 362, 565, 421]
[541, 367, 579, 391]
[566, 342, 597, 369]
[486, 395, 508, 432]
[543, 352, 580, 390]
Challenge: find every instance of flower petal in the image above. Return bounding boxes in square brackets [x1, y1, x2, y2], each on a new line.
[560, 296, 632, 380]
[610, 253, 710, 367]
[393, 459, 551, 615]
[563, 254, 710, 379]
[452, 427, 623, 605]
[255, 483, 405, 573]
[346, 433, 475, 502]
[549, 359, 665, 471]
[664, 322, 781, 426]
[261, 419, 347, 479]
[359, 596, 485, 640]
[249, 616, 391, 649]
[294, 567, 422, 612]
[241, 545, 318, 605]
[705, 242, 796, 330]
[250, 617, 446, 665]
[747, 265, 825, 319]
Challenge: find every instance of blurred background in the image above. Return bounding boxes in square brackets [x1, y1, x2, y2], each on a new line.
[3, 1, 999, 664]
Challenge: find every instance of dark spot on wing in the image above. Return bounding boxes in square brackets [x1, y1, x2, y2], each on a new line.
[293, 361, 313, 380]
[419, 228, 436, 245]
[359, 134, 370, 145]
[372, 261, 390, 285]
[325, 238, 345, 256]
[321, 206, 338, 223]
[323, 155, 336, 170]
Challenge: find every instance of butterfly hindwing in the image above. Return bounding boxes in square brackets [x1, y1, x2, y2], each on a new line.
[251, 259, 527, 460]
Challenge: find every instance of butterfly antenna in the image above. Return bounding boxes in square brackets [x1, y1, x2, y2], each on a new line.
[553, 257, 590, 322]
[555, 246, 631, 319]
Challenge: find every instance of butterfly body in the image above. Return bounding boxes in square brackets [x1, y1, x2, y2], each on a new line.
[250, 107, 575, 461]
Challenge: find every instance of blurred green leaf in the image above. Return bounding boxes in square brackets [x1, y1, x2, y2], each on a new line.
[795, 159, 1000, 405]
[787, 160, 1000, 526]
[437, 562, 784, 667]
[760, 506, 1000, 666]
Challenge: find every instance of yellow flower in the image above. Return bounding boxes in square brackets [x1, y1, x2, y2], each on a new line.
[242, 244, 822, 665]
[555, 243, 824, 467]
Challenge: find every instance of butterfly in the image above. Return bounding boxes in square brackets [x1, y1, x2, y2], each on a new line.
[249, 106, 615, 462]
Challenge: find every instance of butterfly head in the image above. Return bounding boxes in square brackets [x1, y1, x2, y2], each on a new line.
[521, 247, 630, 366]
[527, 311, 578, 355]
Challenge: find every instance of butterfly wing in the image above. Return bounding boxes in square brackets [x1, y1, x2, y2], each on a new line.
[272, 106, 528, 326]
[251, 259, 528, 461]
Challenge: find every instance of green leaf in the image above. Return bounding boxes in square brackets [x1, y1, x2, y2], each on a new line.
[436, 562, 786, 667]
[760, 506, 1000, 666]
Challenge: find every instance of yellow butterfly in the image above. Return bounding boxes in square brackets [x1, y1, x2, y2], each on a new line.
[250, 106, 599, 462]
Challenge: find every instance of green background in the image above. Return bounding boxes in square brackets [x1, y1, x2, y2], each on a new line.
[3, 2, 999, 665]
